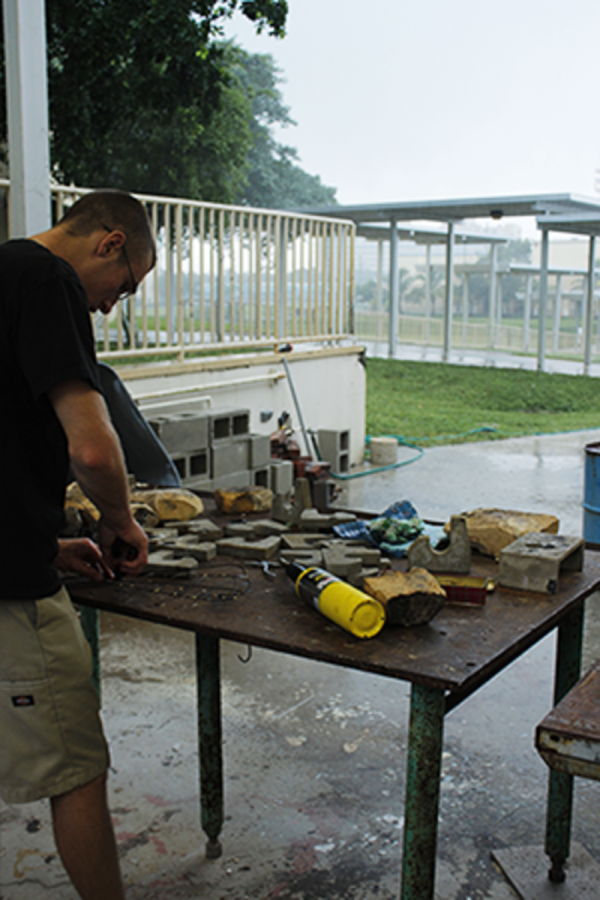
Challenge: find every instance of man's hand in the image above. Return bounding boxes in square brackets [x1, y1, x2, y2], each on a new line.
[99, 518, 149, 577]
[56, 538, 113, 582]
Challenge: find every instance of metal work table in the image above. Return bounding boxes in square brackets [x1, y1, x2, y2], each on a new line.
[69, 542, 600, 900]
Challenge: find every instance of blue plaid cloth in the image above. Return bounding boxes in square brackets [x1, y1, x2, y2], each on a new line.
[333, 500, 445, 558]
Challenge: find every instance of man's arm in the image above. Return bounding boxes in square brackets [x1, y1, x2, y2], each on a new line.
[48, 379, 148, 575]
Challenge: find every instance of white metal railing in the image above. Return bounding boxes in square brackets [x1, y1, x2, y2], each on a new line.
[0, 180, 355, 361]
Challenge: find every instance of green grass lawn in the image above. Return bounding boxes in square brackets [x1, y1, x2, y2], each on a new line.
[366, 358, 600, 445]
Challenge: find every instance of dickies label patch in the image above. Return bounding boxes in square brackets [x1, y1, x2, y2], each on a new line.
[12, 695, 35, 707]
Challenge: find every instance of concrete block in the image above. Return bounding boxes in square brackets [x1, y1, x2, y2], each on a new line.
[225, 522, 257, 538]
[318, 428, 350, 474]
[211, 442, 249, 479]
[216, 535, 281, 560]
[183, 475, 212, 492]
[185, 519, 223, 541]
[248, 434, 271, 468]
[148, 413, 209, 453]
[348, 567, 383, 588]
[145, 549, 199, 576]
[253, 519, 289, 537]
[278, 549, 324, 568]
[322, 548, 362, 578]
[164, 535, 217, 562]
[253, 467, 270, 488]
[299, 509, 335, 532]
[209, 409, 250, 443]
[281, 533, 330, 550]
[212, 470, 252, 490]
[270, 459, 294, 496]
[189, 449, 209, 479]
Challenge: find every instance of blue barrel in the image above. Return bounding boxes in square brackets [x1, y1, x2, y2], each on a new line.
[583, 442, 600, 544]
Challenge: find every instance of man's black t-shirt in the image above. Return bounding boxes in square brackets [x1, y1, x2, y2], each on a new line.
[0, 239, 102, 600]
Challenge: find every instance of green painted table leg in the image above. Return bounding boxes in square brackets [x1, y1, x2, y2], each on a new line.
[195, 634, 224, 859]
[545, 602, 585, 883]
[79, 606, 101, 703]
[400, 683, 446, 900]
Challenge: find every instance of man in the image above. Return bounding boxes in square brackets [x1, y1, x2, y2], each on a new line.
[0, 190, 156, 899]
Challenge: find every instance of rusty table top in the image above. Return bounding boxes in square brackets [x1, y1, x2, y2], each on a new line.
[67, 541, 600, 696]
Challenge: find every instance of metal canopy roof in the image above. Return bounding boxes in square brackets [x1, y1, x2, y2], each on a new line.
[356, 223, 507, 245]
[303, 193, 600, 224]
[536, 213, 600, 238]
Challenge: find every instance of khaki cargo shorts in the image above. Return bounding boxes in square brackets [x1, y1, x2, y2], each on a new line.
[0, 586, 109, 804]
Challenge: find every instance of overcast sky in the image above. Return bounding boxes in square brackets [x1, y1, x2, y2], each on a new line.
[226, 0, 600, 210]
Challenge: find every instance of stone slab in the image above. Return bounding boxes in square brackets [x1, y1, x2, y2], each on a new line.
[163, 536, 217, 562]
[145, 549, 199, 576]
[184, 519, 223, 541]
[491, 843, 600, 899]
[216, 535, 281, 560]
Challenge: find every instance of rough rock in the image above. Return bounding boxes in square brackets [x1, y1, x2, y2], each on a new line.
[363, 567, 447, 626]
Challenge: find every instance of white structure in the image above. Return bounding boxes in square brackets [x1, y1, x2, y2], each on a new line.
[2, 0, 51, 236]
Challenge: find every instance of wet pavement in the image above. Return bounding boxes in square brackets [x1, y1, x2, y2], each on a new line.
[2, 429, 600, 899]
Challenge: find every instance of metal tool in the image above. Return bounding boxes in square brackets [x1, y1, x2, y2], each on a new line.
[248, 560, 277, 579]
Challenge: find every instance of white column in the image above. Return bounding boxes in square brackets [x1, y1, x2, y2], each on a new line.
[462, 271, 469, 344]
[523, 274, 533, 352]
[552, 274, 563, 352]
[489, 244, 498, 349]
[537, 229, 549, 371]
[442, 221, 455, 362]
[376, 238, 383, 342]
[425, 243, 432, 343]
[584, 236, 596, 375]
[389, 218, 399, 358]
[2, 0, 51, 236]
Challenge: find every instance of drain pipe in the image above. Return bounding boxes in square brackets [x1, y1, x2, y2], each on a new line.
[279, 348, 312, 457]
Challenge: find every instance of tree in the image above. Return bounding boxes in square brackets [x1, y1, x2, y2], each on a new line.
[0, 0, 288, 203]
[233, 52, 337, 208]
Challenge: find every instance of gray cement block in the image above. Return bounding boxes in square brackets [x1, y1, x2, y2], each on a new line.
[270, 460, 294, 496]
[209, 409, 250, 443]
[145, 549, 199, 576]
[216, 535, 281, 560]
[278, 549, 324, 568]
[318, 428, 350, 474]
[253, 519, 289, 537]
[148, 413, 209, 453]
[225, 522, 257, 538]
[248, 434, 271, 468]
[212, 470, 252, 490]
[185, 519, 223, 541]
[253, 467, 270, 488]
[164, 535, 217, 562]
[184, 475, 212, 492]
[211, 442, 249, 478]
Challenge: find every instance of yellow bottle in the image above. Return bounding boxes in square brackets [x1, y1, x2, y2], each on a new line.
[286, 562, 386, 639]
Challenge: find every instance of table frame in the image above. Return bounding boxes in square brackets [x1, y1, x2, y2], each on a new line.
[75, 554, 596, 900]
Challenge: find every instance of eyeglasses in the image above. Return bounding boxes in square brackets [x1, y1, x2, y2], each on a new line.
[102, 223, 138, 300]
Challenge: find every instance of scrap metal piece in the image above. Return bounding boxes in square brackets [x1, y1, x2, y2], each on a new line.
[498, 533, 584, 594]
[407, 516, 471, 574]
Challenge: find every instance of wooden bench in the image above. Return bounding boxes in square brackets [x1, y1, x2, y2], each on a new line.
[536, 658, 600, 781]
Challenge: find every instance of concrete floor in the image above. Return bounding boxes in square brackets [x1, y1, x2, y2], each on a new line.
[2, 429, 600, 899]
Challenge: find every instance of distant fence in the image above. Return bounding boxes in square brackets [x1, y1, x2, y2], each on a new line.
[354, 309, 595, 360]
[0, 180, 355, 361]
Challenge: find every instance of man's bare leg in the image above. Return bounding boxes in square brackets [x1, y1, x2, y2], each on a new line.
[50, 773, 125, 900]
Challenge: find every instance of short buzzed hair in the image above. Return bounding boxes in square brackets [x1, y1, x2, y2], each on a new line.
[59, 190, 156, 268]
